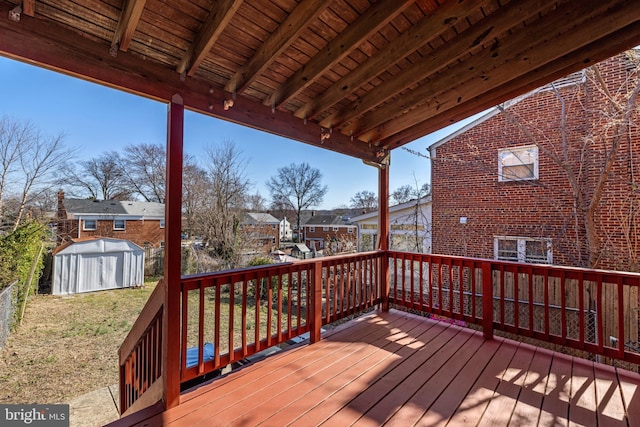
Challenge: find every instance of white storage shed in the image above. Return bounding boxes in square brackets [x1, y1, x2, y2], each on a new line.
[52, 238, 144, 295]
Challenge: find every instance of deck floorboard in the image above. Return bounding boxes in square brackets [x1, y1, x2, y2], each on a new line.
[124, 309, 640, 427]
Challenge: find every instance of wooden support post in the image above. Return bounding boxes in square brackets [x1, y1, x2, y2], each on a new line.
[377, 163, 390, 311]
[481, 261, 494, 340]
[309, 260, 323, 343]
[163, 94, 184, 410]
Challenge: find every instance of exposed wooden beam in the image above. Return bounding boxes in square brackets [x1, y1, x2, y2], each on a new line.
[383, 20, 640, 149]
[263, 0, 411, 110]
[224, 0, 330, 95]
[295, 0, 494, 122]
[359, 0, 636, 144]
[324, 0, 559, 132]
[176, 0, 242, 77]
[22, 0, 34, 17]
[0, 1, 380, 163]
[111, 0, 146, 53]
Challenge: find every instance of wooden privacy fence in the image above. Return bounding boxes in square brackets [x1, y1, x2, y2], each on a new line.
[388, 251, 640, 366]
[118, 251, 384, 415]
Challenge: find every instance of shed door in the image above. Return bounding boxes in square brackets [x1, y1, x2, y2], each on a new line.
[78, 253, 124, 292]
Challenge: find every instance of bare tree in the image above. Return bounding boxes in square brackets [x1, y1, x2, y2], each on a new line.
[195, 141, 251, 267]
[182, 155, 209, 239]
[60, 152, 131, 200]
[350, 190, 377, 213]
[10, 125, 72, 230]
[391, 182, 430, 205]
[0, 116, 34, 223]
[120, 143, 166, 202]
[266, 162, 328, 242]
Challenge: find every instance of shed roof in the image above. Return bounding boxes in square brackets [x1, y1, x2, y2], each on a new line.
[53, 237, 143, 255]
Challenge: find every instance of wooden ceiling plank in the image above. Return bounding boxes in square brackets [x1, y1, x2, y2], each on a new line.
[111, 0, 147, 53]
[263, 0, 412, 110]
[224, 0, 330, 95]
[385, 21, 640, 149]
[295, 0, 496, 122]
[0, 1, 379, 163]
[176, 0, 243, 76]
[324, 0, 560, 131]
[362, 0, 634, 143]
[23, 0, 35, 17]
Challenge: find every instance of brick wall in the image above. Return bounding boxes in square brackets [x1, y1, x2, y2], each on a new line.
[432, 53, 640, 271]
[59, 218, 165, 248]
[240, 223, 280, 254]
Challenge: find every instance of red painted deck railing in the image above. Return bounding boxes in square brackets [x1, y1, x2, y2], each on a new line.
[118, 280, 164, 416]
[388, 251, 640, 366]
[118, 250, 640, 418]
[118, 251, 384, 415]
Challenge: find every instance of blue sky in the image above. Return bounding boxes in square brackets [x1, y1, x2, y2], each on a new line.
[0, 56, 470, 209]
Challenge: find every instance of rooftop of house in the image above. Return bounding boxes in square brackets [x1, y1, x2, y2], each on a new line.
[304, 214, 352, 226]
[61, 198, 165, 218]
[242, 212, 281, 225]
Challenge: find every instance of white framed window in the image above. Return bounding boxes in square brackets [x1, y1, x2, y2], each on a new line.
[160, 219, 165, 228]
[309, 226, 315, 232]
[333, 226, 339, 231]
[323, 226, 329, 231]
[348, 227, 354, 233]
[498, 145, 538, 182]
[83, 219, 97, 231]
[494, 236, 552, 264]
[113, 219, 126, 230]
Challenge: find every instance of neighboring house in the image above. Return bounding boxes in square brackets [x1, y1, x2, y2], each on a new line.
[302, 213, 357, 254]
[240, 212, 281, 254]
[429, 52, 640, 272]
[57, 192, 165, 248]
[278, 217, 293, 242]
[351, 196, 432, 253]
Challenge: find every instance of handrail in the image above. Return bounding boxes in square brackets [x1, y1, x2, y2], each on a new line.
[178, 251, 384, 384]
[387, 251, 640, 366]
[118, 280, 165, 416]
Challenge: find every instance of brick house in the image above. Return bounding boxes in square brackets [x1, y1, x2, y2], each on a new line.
[302, 213, 357, 255]
[429, 52, 640, 272]
[239, 212, 280, 254]
[57, 192, 165, 248]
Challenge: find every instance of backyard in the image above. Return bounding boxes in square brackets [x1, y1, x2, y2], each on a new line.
[0, 280, 157, 404]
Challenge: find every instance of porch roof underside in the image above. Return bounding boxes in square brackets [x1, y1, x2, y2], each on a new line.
[1, 0, 639, 164]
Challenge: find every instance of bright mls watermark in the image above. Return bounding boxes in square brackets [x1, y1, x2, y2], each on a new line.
[0, 405, 69, 426]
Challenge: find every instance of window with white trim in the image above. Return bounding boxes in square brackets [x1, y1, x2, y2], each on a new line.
[323, 226, 329, 231]
[333, 226, 339, 231]
[347, 227, 354, 233]
[113, 219, 126, 230]
[494, 236, 552, 264]
[309, 226, 315, 232]
[498, 145, 538, 181]
[83, 219, 97, 231]
[160, 219, 165, 228]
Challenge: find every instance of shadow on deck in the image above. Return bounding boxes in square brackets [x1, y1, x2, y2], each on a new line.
[114, 309, 640, 426]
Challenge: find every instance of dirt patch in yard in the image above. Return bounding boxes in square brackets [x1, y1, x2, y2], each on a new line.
[0, 281, 157, 404]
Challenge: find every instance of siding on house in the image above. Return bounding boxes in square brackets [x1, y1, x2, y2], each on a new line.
[429, 52, 640, 272]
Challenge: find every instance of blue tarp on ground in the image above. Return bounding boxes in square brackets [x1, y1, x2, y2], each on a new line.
[186, 342, 214, 368]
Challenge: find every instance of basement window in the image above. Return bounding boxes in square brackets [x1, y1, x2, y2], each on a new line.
[498, 145, 538, 182]
[113, 219, 126, 230]
[494, 236, 552, 264]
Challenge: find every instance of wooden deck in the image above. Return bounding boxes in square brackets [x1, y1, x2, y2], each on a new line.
[125, 309, 640, 426]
